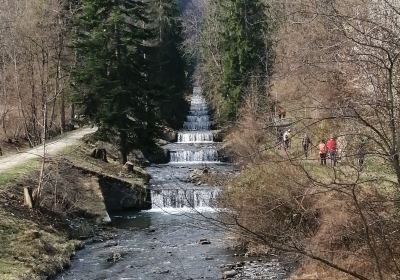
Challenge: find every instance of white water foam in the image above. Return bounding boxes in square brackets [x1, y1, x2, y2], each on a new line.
[145, 207, 218, 214]
[177, 131, 214, 143]
[170, 149, 218, 163]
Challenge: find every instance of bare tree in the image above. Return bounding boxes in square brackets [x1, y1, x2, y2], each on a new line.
[205, 0, 400, 279]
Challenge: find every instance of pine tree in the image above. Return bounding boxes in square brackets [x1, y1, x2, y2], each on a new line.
[73, 0, 155, 163]
[220, 0, 270, 118]
[199, 0, 275, 121]
[148, 0, 186, 128]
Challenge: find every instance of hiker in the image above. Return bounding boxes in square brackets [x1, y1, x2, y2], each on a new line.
[326, 136, 337, 166]
[277, 130, 284, 149]
[319, 140, 327, 165]
[357, 140, 367, 168]
[277, 106, 286, 119]
[302, 133, 311, 158]
[283, 129, 291, 150]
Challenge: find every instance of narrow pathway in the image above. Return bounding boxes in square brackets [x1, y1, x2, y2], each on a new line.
[0, 127, 97, 173]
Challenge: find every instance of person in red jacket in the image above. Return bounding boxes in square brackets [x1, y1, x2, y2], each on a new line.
[326, 136, 337, 166]
[319, 140, 327, 165]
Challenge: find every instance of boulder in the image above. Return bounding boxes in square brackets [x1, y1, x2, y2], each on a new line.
[143, 146, 169, 164]
[161, 127, 177, 142]
[223, 270, 238, 278]
[94, 141, 120, 160]
[90, 148, 107, 162]
[156, 139, 169, 146]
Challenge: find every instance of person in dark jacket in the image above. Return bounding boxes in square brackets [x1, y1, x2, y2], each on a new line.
[319, 140, 327, 165]
[357, 140, 367, 168]
[302, 133, 311, 158]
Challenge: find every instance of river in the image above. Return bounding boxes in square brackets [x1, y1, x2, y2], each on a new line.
[56, 88, 288, 280]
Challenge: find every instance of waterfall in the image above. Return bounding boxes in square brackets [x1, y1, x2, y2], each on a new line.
[171, 89, 219, 162]
[183, 121, 211, 130]
[151, 189, 220, 209]
[170, 149, 218, 163]
[150, 87, 221, 210]
[187, 116, 210, 122]
[177, 131, 214, 143]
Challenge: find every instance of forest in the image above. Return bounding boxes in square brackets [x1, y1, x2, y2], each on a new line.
[0, 0, 186, 161]
[187, 0, 400, 279]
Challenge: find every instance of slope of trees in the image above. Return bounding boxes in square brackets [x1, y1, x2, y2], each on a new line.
[73, 0, 156, 163]
[72, 0, 187, 162]
[196, 0, 276, 122]
[0, 0, 78, 146]
[148, 0, 187, 128]
[191, 0, 400, 279]
[0, 0, 187, 162]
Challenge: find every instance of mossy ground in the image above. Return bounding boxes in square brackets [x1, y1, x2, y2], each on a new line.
[0, 139, 149, 280]
[0, 160, 39, 186]
[0, 205, 80, 280]
[0, 167, 80, 280]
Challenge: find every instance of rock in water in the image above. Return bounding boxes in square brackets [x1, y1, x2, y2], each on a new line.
[198, 238, 211, 245]
[223, 270, 238, 278]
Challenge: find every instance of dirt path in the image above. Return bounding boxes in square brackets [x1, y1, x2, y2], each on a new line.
[0, 127, 97, 173]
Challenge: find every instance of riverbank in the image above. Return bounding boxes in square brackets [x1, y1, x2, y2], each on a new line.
[0, 139, 150, 280]
[0, 183, 82, 280]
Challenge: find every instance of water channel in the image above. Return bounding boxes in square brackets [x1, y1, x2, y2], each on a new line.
[56, 88, 288, 280]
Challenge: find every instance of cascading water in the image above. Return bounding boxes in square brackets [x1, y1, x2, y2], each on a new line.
[151, 189, 220, 209]
[171, 89, 219, 163]
[177, 131, 214, 143]
[150, 87, 221, 210]
[170, 149, 218, 163]
[56, 87, 288, 280]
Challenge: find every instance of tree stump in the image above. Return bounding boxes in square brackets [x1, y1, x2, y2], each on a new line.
[124, 161, 134, 172]
[90, 148, 108, 162]
[24, 187, 33, 209]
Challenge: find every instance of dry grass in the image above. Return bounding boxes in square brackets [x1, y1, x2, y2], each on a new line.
[0, 187, 80, 280]
[220, 163, 319, 247]
[221, 122, 400, 279]
[64, 144, 148, 186]
[222, 159, 400, 279]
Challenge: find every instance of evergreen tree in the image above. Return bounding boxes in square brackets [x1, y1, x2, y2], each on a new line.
[199, 0, 275, 121]
[148, 0, 187, 128]
[219, 0, 271, 118]
[73, 0, 155, 163]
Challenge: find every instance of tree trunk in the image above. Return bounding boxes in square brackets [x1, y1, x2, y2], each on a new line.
[33, 99, 48, 207]
[120, 130, 128, 164]
[60, 90, 65, 133]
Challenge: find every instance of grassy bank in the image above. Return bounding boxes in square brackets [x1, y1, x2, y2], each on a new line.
[0, 160, 39, 186]
[0, 162, 82, 280]
[0, 141, 149, 279]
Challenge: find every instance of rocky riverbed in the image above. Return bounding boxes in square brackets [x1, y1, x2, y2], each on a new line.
[221, 258, 292, 279]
